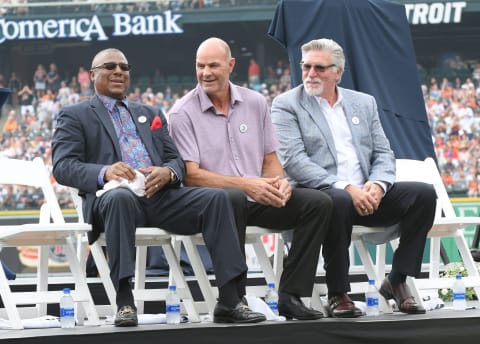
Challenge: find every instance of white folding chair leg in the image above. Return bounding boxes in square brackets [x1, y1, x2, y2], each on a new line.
[180, 236, 217, 314]
[454, 231, 480, 299]
[0, 267, 23, 329]
[63, 238, 100, 326]
[375, 244, 386, 281]
[272, 234, 284, 282]
[37, 245, 49, 317]
[37, 203, 51, 317]
[90, 241, 117, 315]
[134, 245, 148, 314]
[406, 276, 424, 310]
[162, 242, 200, 323]
[429, 237, 441, 278]
[354, 239, 378, 281]
[251, 239, 277, 285]
[309, 284, 329, 316]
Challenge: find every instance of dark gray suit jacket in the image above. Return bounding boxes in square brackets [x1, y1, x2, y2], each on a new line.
[52, 95, 185, 243]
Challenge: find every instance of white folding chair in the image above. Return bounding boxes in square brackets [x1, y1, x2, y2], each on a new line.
[70, 188, 201, 322]
[176, 227, 284, 314]
[351, 157, 480, 309]
[0, 157, 99, 329]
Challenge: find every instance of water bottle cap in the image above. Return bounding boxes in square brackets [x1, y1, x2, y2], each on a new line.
[368, 279, 375, 284]
[169, 285, 177, 291]
[456, 274, 462, 279]
[267, 282, 275, 288]
[63, 288, 71, 294]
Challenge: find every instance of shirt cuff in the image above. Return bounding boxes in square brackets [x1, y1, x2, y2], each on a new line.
[334, 181, 350, 190]
[373, 181, 387, 195]
[97, 166, 108, 187]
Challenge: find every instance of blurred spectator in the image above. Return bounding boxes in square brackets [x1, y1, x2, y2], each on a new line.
[46, 63, 61, 93]
[17, 84, 35, 118]
[3, 110, 19, 133]
[248, 59, 260, 88]
[33, 64, 47, 99]
[7, 72, 21, 106]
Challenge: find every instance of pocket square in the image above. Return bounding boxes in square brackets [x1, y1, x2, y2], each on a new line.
[150, 115, 163, 130]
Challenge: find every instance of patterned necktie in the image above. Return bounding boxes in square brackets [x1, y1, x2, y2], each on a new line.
[111, 101, 153, 170]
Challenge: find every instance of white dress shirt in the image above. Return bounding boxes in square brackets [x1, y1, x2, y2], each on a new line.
[315, 89, 386, 193]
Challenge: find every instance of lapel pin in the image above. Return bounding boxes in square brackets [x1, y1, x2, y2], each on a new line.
[352, 116, 360, 125]
[239, 124, 248, 133]
[138, 115, 147, 123]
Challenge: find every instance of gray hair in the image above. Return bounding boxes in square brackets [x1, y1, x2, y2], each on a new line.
[301, 38, 345, 71]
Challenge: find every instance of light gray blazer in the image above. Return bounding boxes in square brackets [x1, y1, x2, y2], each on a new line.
[271, 85, 395, 190]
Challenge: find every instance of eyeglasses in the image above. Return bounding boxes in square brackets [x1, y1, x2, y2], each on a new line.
[91, 62, 132, 72]
[300, 63, 335, 73]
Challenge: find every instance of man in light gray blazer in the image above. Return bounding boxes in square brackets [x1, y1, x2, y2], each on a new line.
[271, 38, 436, 317]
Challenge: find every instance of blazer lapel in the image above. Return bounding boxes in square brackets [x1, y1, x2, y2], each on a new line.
[300, 88, 338, 165]
[128, 103, 160, 164]
[341, 94, 369, 176]
[90, 96, 122, 159]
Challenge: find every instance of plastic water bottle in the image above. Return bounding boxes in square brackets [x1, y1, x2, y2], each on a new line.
[452, 274, 466, 311]
[365, 279, 380, 316]
[59, 288, 75, 328]
[166, 285, 181, 324]
[265, 282, 279, 315]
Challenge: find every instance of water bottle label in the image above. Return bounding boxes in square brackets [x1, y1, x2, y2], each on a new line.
[166, 304, 180, 313]
[60, 308, 74, 317]
[266, 301, 278, 312]
[367, 297, 379, 307]
[453, 292, 466, 300]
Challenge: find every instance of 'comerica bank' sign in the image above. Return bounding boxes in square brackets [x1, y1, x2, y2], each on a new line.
[405, 1, 466, 25]
[0, 11, 183, 44]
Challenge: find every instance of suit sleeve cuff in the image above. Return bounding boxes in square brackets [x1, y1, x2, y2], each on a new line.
[97, 166, 108, 187]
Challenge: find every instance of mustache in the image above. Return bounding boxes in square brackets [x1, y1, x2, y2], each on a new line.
[304, 77, 322, 83]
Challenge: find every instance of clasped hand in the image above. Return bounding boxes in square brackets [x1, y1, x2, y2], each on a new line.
[247, 176, 291, 208]
[346, 181, 384, 216]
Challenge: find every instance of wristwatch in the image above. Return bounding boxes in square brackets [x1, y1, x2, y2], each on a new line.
[169, 169, 176, 184]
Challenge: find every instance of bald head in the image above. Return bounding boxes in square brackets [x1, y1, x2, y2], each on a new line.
[196, 37, 231, 61]
[91, 48, 127, 69]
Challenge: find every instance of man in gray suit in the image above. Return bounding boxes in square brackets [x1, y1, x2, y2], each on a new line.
[271, 38, 436, 316]
[52, 48, 266, 326]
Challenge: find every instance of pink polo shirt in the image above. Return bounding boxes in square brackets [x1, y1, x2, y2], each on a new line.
[168, 82, 279, 178]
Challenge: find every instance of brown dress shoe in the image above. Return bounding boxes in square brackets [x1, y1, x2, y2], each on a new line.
[379, 277, 426, 314]
[328, 293, 363, 318]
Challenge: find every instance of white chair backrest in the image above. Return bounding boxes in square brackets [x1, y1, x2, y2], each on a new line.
[69, 187, 85, 223]
[0, 157, 64, 224]
[395, 157, 455, 220]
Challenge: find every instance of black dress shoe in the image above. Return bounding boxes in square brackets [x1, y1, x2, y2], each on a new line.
[327, 293, 363, 318]
[278, 293, 323, 320]
[379, 277, 426, 314]
[213, 301, 266, 323]
[114, 305, 138, 327]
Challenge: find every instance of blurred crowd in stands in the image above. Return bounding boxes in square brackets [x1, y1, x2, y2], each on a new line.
[0, 0, 278, 17]
[1, 55, 480, 210]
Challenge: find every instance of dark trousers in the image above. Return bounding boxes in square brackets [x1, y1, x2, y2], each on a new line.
[225, 187, 332, 297]
[322, 181, 437, 294]
[92, 186, 247, 291]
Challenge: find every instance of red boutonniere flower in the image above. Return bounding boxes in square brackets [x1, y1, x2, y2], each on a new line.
[150, 116, 162, 130]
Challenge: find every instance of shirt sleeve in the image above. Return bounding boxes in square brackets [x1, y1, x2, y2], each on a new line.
[168, 111, 200, 163]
